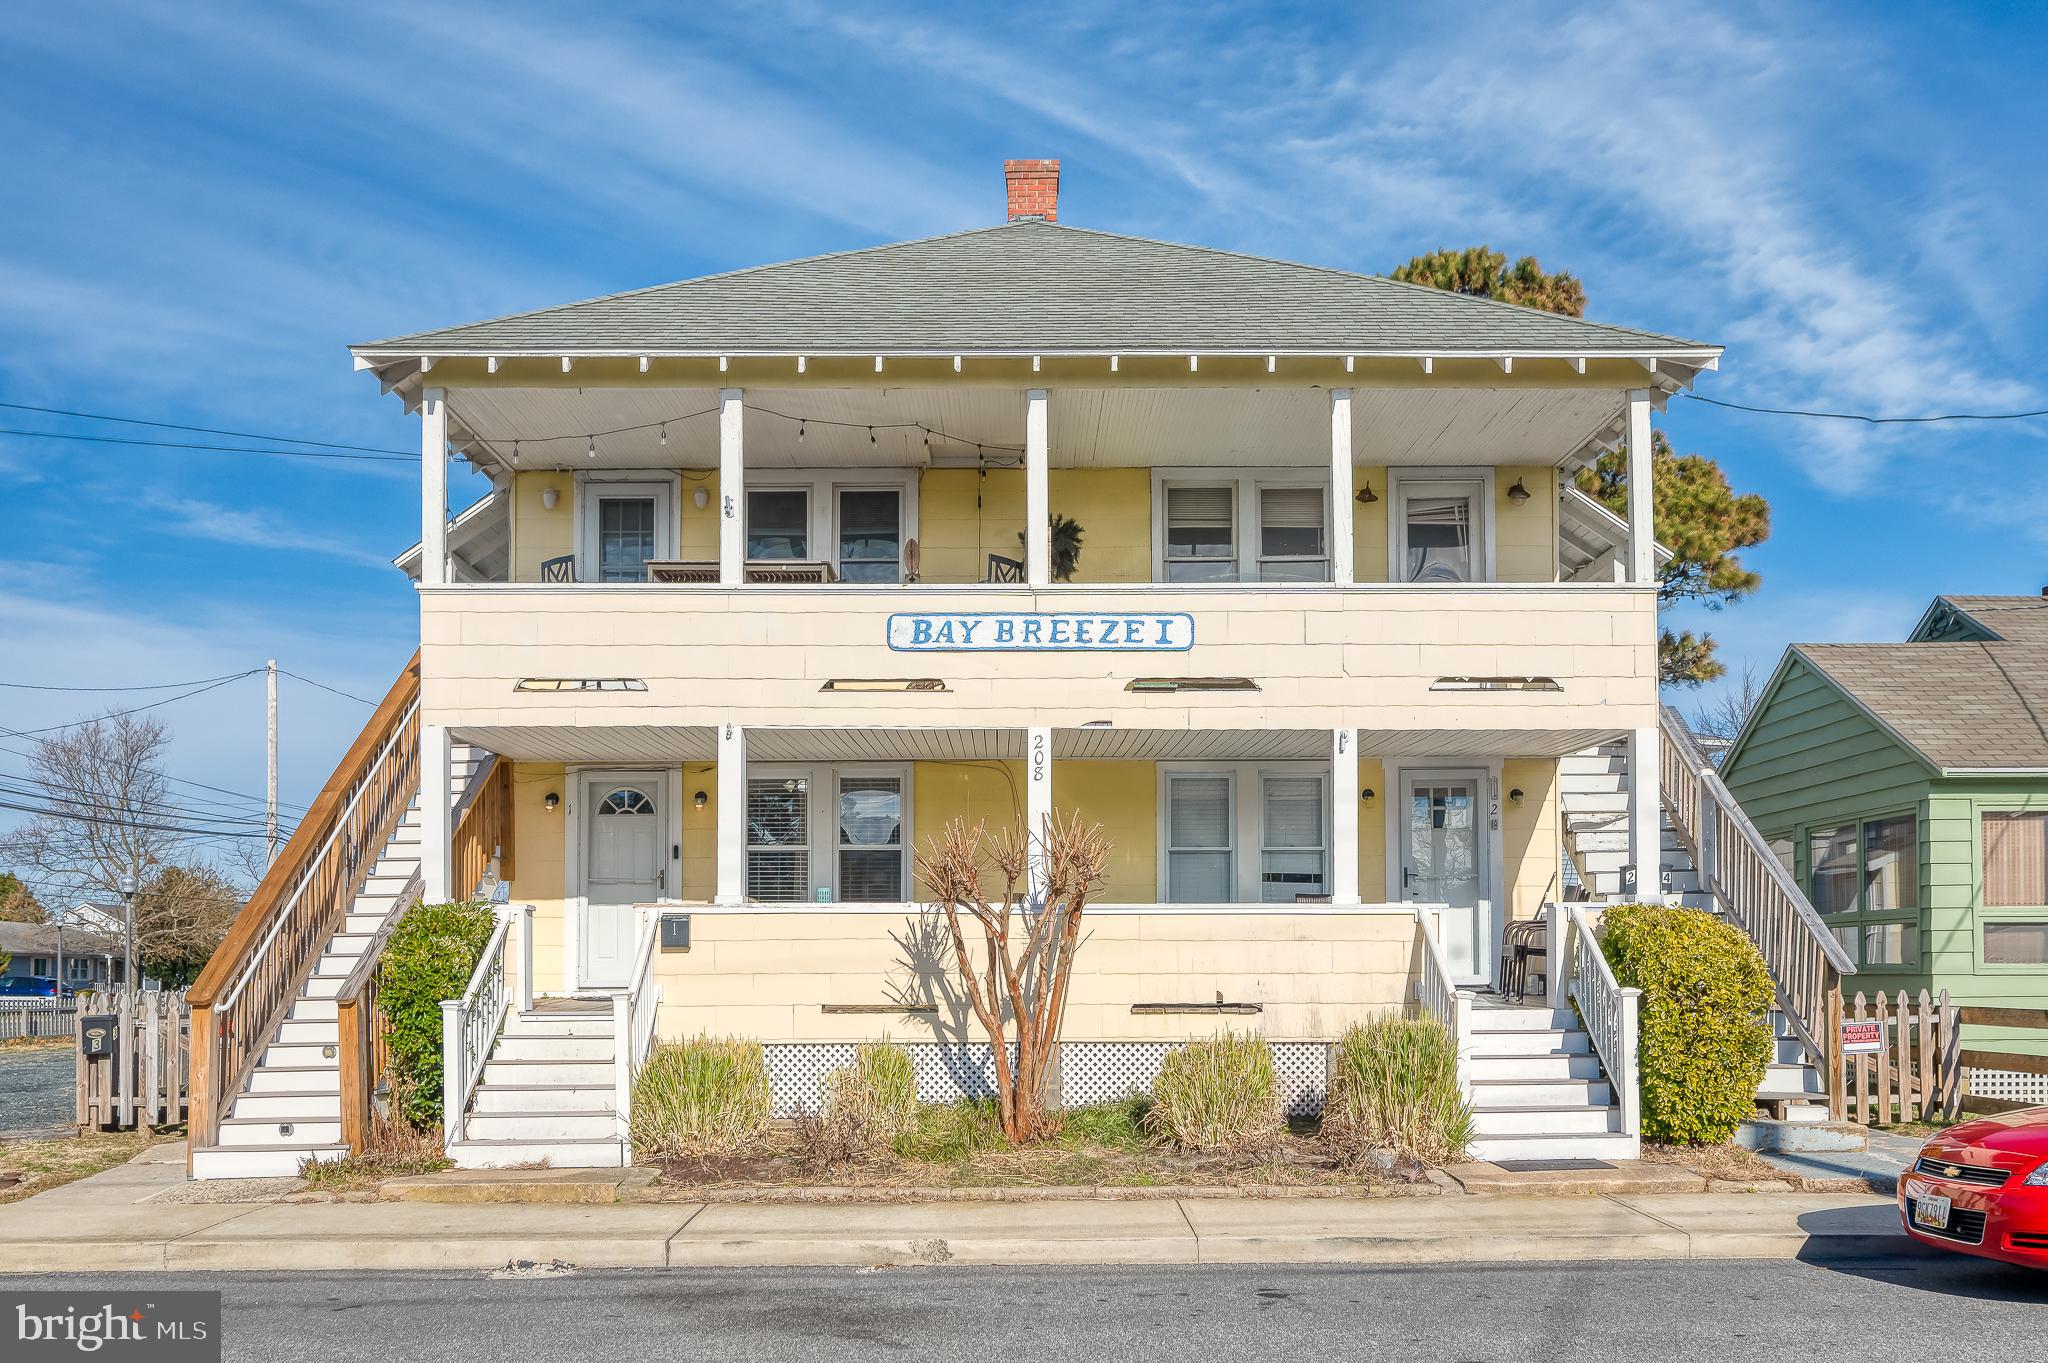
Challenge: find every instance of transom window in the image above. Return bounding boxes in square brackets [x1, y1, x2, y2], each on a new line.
[598, 787, 655, 816]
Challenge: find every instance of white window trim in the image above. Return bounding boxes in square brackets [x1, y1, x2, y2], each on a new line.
[745, 485, 814, 562]
[562, 765, 683, 995]
[1155, 760, 1330, 903]
[747, 762, 913, 904]
[1150, 467, 1330, 584]
[572, 472, 679, 582]
[1259, 771, 1331, 903]
[744, 469, 919, 582]
[1384, 759, 1505, 987]
[1387, 466, 1497, 585]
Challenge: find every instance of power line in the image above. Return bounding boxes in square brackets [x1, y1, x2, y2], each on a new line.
[0, 671, 256, 694]
[0, 401, 417, 456]
[0, 428, 413, 463]
[1680, 393, 2048, 424]
[0, 767, 296, 833]
[0, 794, 284, 841]
[0, 672, 260, 740]
[276, 669, 375, 706]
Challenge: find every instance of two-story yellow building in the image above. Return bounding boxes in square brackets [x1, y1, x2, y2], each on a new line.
[194, 161, 1820, 1178]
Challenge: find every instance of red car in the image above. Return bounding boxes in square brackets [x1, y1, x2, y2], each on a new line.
[1899, 1106, 2048, 1268]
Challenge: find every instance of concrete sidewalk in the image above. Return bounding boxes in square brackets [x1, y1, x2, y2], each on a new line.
[0, 1143, 1920, 1273]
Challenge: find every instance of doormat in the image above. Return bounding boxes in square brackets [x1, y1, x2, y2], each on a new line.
[1490, 1159, 1617, 1172]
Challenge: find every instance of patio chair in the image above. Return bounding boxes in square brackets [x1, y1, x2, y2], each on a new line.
[984, 553, 1026, 583]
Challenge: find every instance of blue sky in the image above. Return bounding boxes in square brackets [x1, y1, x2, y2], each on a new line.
[3, 0, 2044, 859]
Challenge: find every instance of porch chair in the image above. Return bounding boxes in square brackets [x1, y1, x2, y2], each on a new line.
[539, 554, 575, 583]
[984, 553, 1025, 583]
[1499, 917, 1549, 1004]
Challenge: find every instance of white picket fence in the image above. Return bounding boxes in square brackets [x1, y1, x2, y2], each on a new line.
[0, 999, 80, 1040]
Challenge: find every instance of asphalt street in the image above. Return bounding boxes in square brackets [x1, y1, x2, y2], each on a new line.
[0, 1047, 73, 1137]
[15, 1255, 2046, 1362]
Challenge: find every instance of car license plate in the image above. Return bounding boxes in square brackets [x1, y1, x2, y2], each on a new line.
[1913, 1192, 1952, 1231]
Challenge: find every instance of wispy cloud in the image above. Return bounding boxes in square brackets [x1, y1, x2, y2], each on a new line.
[119, 490, 394, 570]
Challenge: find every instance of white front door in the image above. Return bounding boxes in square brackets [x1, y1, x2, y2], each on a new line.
[1399, 769, 1493, 986]
[580, 772, 665, 989]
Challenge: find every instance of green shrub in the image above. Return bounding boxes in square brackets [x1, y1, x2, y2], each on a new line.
[1599, 903, 1774, 1145]
[817, 1042, 919, 1158]
[1145, 1033, 1283, 1154]
[1324, 1016, 1474, 1165]
[893, 1099, 1007, 1163]
[1058, 1097, 1151, 1152]
[376, 900, 497, 1127]
[630, 1036, 772, 1157]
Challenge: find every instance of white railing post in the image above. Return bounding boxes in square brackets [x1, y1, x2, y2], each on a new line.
[1452, 990, 1474, 1094]
[612, 987, 632, 1144]
[439, 997, 462, 1149]
[518, 903, 535, 1014]
[1619, 987, 1643, 1136]
[1544, 900, 1565, 1007]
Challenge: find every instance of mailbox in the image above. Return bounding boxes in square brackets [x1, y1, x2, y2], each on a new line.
[659, 913, 691, 951]
[80, 1013, 118, 1062]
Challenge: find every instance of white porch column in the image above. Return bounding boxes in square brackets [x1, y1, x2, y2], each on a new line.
[1024, 389, 1050, 586]
[1026, 725, 1052, 904]
[420, 722, 453, 901]
[1627, 725, 1662, 902]
[1328, 388, 1354, 587]
[719, 388, 745, 586]
[1624, 388, 1655, 585]
[420, 388, 448, 587]
[1330, 727, 1360, 904]
[716, 722, 747, 905]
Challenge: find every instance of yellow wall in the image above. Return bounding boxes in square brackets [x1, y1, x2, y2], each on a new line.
[511, 473, 574, 582]
[507, 762, 568, 992]
[681, 761, 716, 901]
[1357, 758, 1387, 899]
[679, 470, 718, 559]
[1495, 465, 1558, 583]
[1501, 757, 1562, 920]
[915, 467, 1152, 584]
[1352, 466, 1389, 582]
[1055, 760, 1158, 901]
[1052, 469, 1151, 583]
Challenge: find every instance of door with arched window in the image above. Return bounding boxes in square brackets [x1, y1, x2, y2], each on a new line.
[580, 772, 666, 988]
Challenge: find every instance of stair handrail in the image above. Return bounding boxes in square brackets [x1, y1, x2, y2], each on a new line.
[334, 869, 421, 1152]
[440, 907, 513, 1150]
[1411, 903, 1473, 1093]
[187, 652, 422, 1158]
[612, 908, 665, 1159]
[1552, 903, 1642, 1138]
[1657, 705, 1853, 1072]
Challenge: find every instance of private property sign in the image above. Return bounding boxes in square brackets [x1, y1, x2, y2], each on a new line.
[887, 612, 1195, 652]
[1841, 1019, 1883, 1055]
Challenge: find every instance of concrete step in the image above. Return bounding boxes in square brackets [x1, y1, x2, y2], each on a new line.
[490, 1034, 614, 1062]
[1467, 1028, 1592, 1058]
[1758, 1062, 1826, 1099]
[504, 1013, 616, 1039]
[446, 1137, 626, 1170]
[1467, 1052, 1606, 1082]
[1466, 1131, 1639, 1163]
[480, 1057, 614, 1088]
[1468, 1078, 1613, 1108]
[218, 1115, 342, 1147]
[191, 1143, 349, 1180]
[245, 1064, 339, 1095]
[1470, 1104, 1622, 1137]
[472, 1084, 618, 1114]
[229, 1090, 341, 1121]
[1467, 1007, 1577, 1032]
[462, 1110, 618, 1142]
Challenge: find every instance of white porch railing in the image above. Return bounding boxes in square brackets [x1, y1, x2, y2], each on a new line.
[1411, 903, 1473, 1092]
[439, 908, 513, 1150]
[611, 909, 664, 1160]
[1549, 902, 1642, 1138]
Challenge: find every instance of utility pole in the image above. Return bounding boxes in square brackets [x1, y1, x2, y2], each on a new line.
[267, 658, 279, 868]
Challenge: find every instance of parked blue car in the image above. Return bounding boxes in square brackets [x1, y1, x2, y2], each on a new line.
[0, 976, 75, 998]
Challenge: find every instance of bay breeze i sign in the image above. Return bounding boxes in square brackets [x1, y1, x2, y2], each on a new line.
[887, 612, 1195, 652]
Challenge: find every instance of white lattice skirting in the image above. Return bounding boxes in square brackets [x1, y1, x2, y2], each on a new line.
[1967, 1068, 2048, 1104]
[763, 1041, 1332, 1118]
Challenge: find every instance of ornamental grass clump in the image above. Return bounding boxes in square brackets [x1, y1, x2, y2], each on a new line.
[1599, 904, 1774, 1145]
[1144, 1033, 1283, 1154]
[815, 1041, 919, 1160]
[375, 900, 498, 1127]
[630, 1036, 772, 1158]
[1324, 1016, 1473, 1166]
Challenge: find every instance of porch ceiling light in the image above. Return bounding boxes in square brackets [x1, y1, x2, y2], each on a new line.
[1429, 676, 1562, 692]
[820, 678, 948, 692]
[514, 677, 648, 692]
[1125, 677, 1260, 693]
[1507, 478, 1532, 506]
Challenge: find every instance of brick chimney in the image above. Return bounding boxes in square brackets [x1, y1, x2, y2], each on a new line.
[1004, 159, 1060, 222]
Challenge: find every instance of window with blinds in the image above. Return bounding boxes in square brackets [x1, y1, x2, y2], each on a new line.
[1401, 491, 1476, 583]
[1164, 485, 1235, 581]
[1166, 773, 1234, 901]
[747, 488, 808, 560]
[746, 777, 810, 901]
[596, 497, 657, 582]
[1985, 921, 2048, 965]
[1257, 486, 1328, 582]
[1260, 775, 1327, 901]
[837, 774, 904, 901]
[837, 489, 902, 584]
[1984, 812, 2048, 907]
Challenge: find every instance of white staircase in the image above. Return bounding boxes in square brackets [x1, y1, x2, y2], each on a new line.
[1466, 1002, 1637, 1162]
[448, 1005, 627, 1169]
[190, 744, 492, 1180]
[1557, 731, 1835, 1121]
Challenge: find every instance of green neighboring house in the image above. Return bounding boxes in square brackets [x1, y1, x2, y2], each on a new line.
[1721, 594, 2048, 1075]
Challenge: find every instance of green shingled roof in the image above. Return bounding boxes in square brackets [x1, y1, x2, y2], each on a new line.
[355, 219, 1714, 357]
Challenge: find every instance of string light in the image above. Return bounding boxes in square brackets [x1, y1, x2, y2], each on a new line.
[586, 436, 596, 460]
[798, 420, 805, 441]
[510, 440, 520, 465]
[868, 426, 876, 444]
[659, 422, 668, 446]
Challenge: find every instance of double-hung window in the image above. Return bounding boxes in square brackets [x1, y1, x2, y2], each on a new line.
[1257, 487, 1329, 582]
[747, 488, 809, 561]
[836, 774, 905, 900]
[746, 777, 810, 901]
[1395, 477, 1484, 583]
[1165, 773, 1234, 900]
[837, 489, 903, 583]
[578, 479, 673, 582]
[1163, 485, 1236, 582]
[1982, 812, 2048, 967]
[1806, 813, 1919, 966]
[1260, 775, 1328, 901]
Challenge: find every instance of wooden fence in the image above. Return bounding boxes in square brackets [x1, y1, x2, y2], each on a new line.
[1952, 1004, 2048, 1118]
[0, 999, 79, 1040]
[73, 989, 189, 1130]
[1834, 991, 2048, 1124]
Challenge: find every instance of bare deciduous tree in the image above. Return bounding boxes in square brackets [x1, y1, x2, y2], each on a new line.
[914, 810, 1110, 1144]
[1690, 664, 1767, 759]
